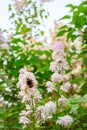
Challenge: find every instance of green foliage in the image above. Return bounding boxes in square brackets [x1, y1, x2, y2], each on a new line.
[57, 0, 87, 42]
[57, 0, 87, 129]
[0, 0, 51, 129]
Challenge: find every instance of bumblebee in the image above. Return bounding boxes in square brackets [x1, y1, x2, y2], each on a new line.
[26, 78, 33, 88]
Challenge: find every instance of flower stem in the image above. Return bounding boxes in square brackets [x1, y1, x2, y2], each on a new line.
[30, 99, 36, 130]
[32, 104, 35, 130]
[56, 86, 59, 118]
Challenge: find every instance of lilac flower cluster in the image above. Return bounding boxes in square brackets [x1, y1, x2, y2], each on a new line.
[17, 68, 42, 127]
[46, 40, 71, 93]
[46, 41, 73, 127]
[17, 41, 73, 128]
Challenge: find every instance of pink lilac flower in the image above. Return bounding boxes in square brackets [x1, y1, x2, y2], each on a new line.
[50, 61, 59, 72]
[53, 41, 64, 52]
[36, 101, 56, 122]
[56, 115, 73, 127]
[52, 51, 65, 62]
[51, 72, 64, 83]
[45, 101, 56, 114]
[19, 115, 30, 125]
[60, 82, 71, 93]
[46, 81, 55, 93]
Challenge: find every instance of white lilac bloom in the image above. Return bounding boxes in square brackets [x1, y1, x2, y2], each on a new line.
[17, 68, 42, 103]
[44, 101, 56, 120]
[51, 72, 64, 83]
[25, 104, 32, 113]
[19, 116, 30, 126]
[17, 69, 42, 117]
[12, 0, 23, 13]
[20, 110, 31, 117]
[26, 87, 42, 103]
[50, 61, 59, 72]
[58, 97, 67, 107]
[60, 82, 71, 93]
[56, 115, 73, 127]
[43, 101, 56, 120]
[12, 0, 28, 13]
[19, 68, 27, 74]
[60, 60, 69, 70]
[36, 101, 56, 123]
[53, 41, 64, 51]
[50, 40, 69, 74]
[46, 81, 55, 93]
[52, 41, 65, 62]
[45, 101, 56, 114]
[51, 41, 69, 72]
[36, 105, 46, 123]
[52, 51, 65, 62]
[18, 87, 42, 104]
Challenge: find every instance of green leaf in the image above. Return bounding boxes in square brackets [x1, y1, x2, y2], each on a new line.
[59, 25, 67, 30]
[0, 85, 7, 90]
[79, 81, 85, 88]
[66, 4, 77, 12]
[0, 124, 4, 129]
[40, 9, 45, 18]
[83, 123, 87, 128]
[13, 59, 24, 66]
[40, 31, 44, 36]
[74, 95, 87, 103]
[0, 108, 5, 114]
[8, 4, 12, 11]
[70, 104, 79, 113]
[0, 70, 5, 75]
[35, 20, 40, 25]
[57, 30, 66, 37]
[9, 13, 15, 19]
[71, 77, 84, 83]
[60, 15, 71, 20]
